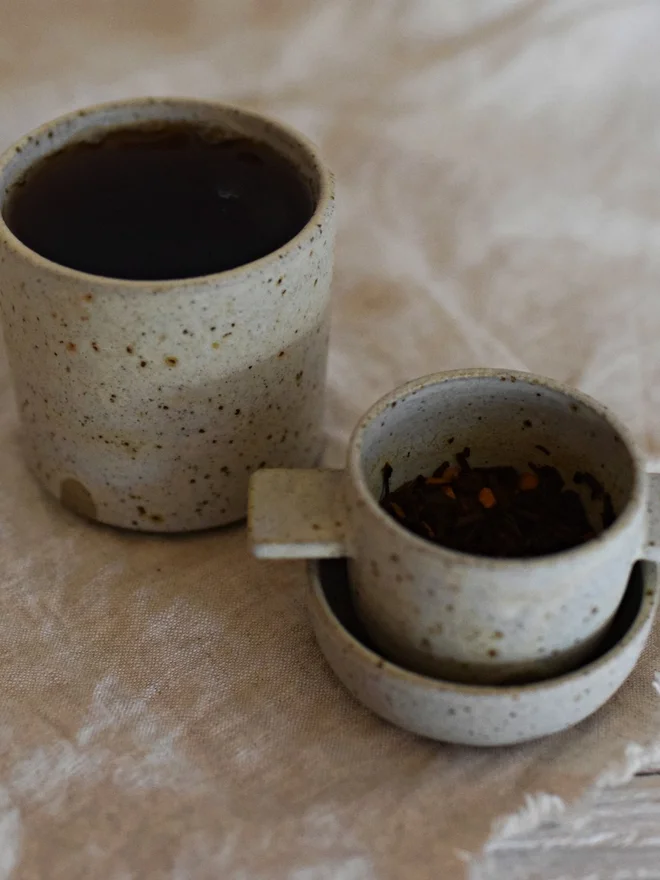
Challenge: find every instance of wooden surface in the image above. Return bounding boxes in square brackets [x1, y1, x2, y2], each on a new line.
[481, 773, 660, 879]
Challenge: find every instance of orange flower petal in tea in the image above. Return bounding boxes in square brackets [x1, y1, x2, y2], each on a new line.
[518, 472, 539, 491]
[389, 501, 406, 520]
[420, 521, 436, 539]
[478, 487, 497, 508]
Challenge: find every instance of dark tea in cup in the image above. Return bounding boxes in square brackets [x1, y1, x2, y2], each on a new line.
[3, 123, 313, 280]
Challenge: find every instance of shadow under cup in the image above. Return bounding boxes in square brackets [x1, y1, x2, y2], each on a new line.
[349, 372, 641, 684]
[0, 99, 335, 532]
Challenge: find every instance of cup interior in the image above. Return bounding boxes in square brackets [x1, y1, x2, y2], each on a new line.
[354, 372, 637, 541]
[0, 98, 326, 252]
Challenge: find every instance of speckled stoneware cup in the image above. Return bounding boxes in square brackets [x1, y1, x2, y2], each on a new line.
[0, 98, 335, 531]
[250, 369, 660, 684]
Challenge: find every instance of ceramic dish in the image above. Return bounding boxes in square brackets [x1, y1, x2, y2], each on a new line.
[307, 558, 658, 746]
[252, 369, 660, 684]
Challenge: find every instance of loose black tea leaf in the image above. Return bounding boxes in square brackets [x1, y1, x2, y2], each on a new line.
[5, 125, 313, 280]
[380, 452, 614, 558]
[380, 462, 393, 502]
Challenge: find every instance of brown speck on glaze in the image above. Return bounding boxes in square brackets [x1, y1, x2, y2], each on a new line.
[164, 356, 178, 367]
[212, 341, 220, 350]
[66, 342, 76, 352]
[91, 342, 99, 352]
[82, 294, 93, 302]
[60, 478, 96, 520]
[126, 345, 134, 354]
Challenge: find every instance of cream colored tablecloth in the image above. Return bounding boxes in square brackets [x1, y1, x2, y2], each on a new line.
[2, 2, 660, 878]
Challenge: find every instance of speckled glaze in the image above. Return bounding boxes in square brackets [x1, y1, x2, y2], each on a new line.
[0, 98, 335, 531]
[250, 370, 660, 684]
[308, 558, 658, 747]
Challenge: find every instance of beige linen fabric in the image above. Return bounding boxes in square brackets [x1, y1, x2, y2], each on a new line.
[2, 1, 660, 877]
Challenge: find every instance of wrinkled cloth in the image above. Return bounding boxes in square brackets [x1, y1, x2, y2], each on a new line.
[2, 2, 660, 878]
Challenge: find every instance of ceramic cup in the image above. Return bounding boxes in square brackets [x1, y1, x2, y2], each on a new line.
[0, 97, 335, 531]
[249, 369, 660, 684]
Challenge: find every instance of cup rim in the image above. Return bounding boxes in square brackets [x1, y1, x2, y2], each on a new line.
[347, 368, 645, 570]
[0, 96, 334, 288]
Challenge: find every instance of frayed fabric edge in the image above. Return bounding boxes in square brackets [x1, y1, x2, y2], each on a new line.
[466, 672, 660, 879]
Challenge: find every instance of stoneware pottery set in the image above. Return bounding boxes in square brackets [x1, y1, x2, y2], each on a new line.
[0, 98, 657, 748]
